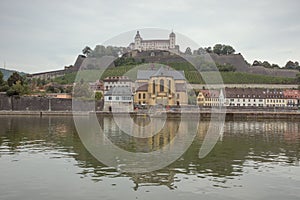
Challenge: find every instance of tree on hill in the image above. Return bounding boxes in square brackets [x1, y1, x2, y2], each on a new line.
[82, 46, 93, 57]
[213, 44, 223, 55]
[89, 45, 126, 57]
[222, 45, 235, 55]
[261, 61, 271, 68]
[271, 64, 280, 69]
[285, 61, 299, 70]
[7, 72, 24, 87]
[204, 47, 212, 53]
[252, 60, 279, 68]
[213, 44, 235, 55]
[193, 48, 206, 55]
[114, 57, 137, 66]
[252, 60, 260, 66]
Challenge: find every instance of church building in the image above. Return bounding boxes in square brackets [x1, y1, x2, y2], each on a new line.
[134, 67, 188, 106]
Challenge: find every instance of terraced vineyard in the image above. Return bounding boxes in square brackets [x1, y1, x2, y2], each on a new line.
[53, 64, 296, 85]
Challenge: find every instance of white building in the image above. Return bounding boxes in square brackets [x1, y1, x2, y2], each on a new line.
[104, 87, 133, 112]
[129, 31, 179, 52]
[225, 88, 265, 107]
[264, 89, 286, 107]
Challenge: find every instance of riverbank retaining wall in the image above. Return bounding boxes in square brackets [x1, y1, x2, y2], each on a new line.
[0, 94, 103, 111]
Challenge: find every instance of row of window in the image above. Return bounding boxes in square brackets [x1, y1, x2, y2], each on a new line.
[230, 99, 263, 102]
[229, 103, 264, 107]
[105, 82, 131, 85]
[205, 98, 220, 102]
[266, 99, 285, 103]
[138, 93, 146, 99]
[105, 85, 131, 91]
[152, 79, 172, 94]
[107, 96, 132, 101]
[137, 93, 180, 99]
[203, 103, 222, 106]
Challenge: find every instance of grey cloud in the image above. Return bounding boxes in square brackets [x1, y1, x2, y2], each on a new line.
[0, 0, 299, 73]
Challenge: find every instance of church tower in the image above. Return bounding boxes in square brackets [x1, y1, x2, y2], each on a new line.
[169, 31, 176, 49]
[134, 31, 142, 51]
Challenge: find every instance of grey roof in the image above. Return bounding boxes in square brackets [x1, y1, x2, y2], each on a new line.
[224, 88, 285, 99]
[137, 67, 185, 80]
[141, 39, 170, 43]
[225, 88, 266, 99]
[136, 83, 148, 91]
[105, 86, 132, 96]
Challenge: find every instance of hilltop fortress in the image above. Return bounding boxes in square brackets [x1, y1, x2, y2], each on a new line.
[129, 31, 179, 52]
[28, 31, 298, 80]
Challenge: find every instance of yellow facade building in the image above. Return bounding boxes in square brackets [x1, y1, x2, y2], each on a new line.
[197, 89, 224, 107]
[134, 67, 188, 106]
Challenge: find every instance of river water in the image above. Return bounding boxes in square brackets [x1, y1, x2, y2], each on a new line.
[0, 116, 299, 200]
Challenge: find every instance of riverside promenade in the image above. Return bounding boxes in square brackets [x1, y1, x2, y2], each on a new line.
[1, 110, 299, 119]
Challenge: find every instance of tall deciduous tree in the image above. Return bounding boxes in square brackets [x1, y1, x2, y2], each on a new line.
[7, 72, 24, 87]
[213, 44, 235, 55]
[213, 44, 223, 55]
[222, 45, 235, 55]
[6, 81, 30, 96]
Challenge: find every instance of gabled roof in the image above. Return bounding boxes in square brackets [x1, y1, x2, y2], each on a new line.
[136, 83, 148, 92]
[283, 90, 300, 99]
[137, 67, 185, 80]
[199, 90, 221, 98]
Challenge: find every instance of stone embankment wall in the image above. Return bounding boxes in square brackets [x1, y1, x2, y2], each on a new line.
[0, 94, 103, 111]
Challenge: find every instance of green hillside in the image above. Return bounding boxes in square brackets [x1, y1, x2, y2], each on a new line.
[53, 65, 296, 85]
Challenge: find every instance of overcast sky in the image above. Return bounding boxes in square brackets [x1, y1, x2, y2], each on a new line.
[0, 0, 299, 73]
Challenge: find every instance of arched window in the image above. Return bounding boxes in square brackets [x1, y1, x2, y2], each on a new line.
[160, 79, 164, 92]
[152, 80, 155, 94]
[168, 80, 171, 93]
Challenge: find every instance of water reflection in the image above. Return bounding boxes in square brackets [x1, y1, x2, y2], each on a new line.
[101, 116, 184, 152]
[0, 116, 299, 191]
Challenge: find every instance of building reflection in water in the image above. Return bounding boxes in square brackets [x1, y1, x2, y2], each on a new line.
[101, 116, 185, 153]
[0, 116, 299, 190]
